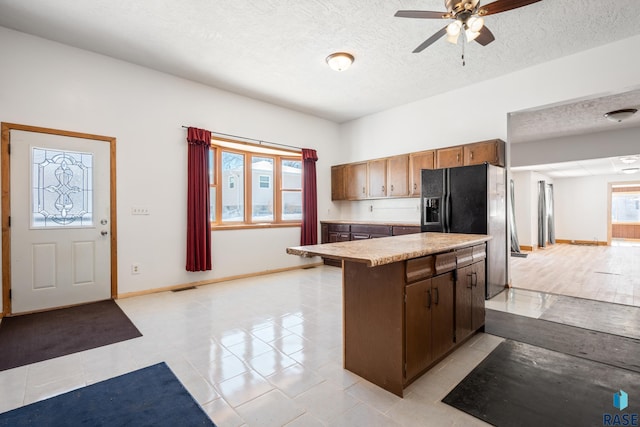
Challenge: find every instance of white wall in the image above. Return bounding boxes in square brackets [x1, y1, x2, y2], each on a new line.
[554, 174, 640, 243]
[0, 27, 341, 308]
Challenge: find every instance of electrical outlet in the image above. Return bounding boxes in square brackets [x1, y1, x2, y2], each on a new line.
[131, 207, 150, 215]
[131, 263, 141, 275]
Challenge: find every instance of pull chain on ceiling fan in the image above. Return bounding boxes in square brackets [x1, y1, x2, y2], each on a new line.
[395, 0, 542, 53]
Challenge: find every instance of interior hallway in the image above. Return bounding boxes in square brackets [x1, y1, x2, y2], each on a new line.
[510, 242, 640, 307]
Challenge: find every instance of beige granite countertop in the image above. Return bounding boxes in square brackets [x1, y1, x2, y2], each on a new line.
[287, 232, 491, 267]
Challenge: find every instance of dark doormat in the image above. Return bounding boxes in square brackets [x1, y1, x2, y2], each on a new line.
[539, 295, 640, 340]
[510, 252, 528, 258]
[0, 300, 142, 371]
[443, 340, 640, 427]
[0, 362, 216, 426]
[485, 309, 640, 373]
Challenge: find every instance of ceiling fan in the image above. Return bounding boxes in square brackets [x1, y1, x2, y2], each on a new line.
[395, 0, 542, 53]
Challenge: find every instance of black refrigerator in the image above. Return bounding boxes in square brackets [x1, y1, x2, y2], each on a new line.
[421, 163, 507, 299]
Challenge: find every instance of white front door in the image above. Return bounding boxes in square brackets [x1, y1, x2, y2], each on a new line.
[10, 129, 112, 314]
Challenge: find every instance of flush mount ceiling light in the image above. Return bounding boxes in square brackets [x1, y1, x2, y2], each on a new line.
[604, 108, 638, 123]
[621, 168, 639, 174]
[620, 156, 640, 164]
[326, 52, 354, 72]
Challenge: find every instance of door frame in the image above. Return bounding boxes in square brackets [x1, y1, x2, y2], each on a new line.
[1, 123, 118, 315]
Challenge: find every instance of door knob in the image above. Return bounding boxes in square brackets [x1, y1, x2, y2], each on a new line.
[101, 230, 108, 236]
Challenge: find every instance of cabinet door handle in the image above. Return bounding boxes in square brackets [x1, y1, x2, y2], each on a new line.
[467, 273, 473, 289]
[433, 287, 439, 305]
[472, 271, 478, 287]
[457, 153, 460, 162]
[362, 186, 365, 194]
[470, 151, 474, 160]
[425, 289, 432, 309]
[391, 184, 394, 192]
[413, 183, 417, 191]
[382, 185, 385, 193]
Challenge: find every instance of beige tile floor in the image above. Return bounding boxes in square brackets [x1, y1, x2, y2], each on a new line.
[0, 266, 509, 426]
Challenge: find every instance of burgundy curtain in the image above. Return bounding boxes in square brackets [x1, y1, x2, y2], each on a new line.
[301, 148, 318, 246]
[186, 127, 212, 271]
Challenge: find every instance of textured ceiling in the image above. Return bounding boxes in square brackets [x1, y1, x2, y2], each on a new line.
[511, 155, 640, 179]
[1, 0, 640, 124]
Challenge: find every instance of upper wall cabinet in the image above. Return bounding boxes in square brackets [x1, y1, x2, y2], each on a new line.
[330, 139, 504, 200]
[463, 139, 505, 167]
[410, 150, 435, 196]
[331, 165, 346, 201]
[388, 155, 410, 197]
[435, 146, 464, 169]
[346, 162, 368, 200]
[368, 158, 387, 198]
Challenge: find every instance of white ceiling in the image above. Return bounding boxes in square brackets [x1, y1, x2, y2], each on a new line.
[511, 155, 640, 179]
[1, 0, 640, 124]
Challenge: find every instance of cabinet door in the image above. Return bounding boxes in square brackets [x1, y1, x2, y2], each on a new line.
[388, 155, 409, 197]
[431, 272, 455, 360]
[463, 140, 505, 167]
[331, 165, 346, 200]
[368, 158, 387, 198]
[471, 261, 486, 331]
[409, 151, 435, 196]
[346, 163, 368, 200]
[405, 279, 432, 380]
[435, 146, 463, 168]
[455, 264, 474, 342]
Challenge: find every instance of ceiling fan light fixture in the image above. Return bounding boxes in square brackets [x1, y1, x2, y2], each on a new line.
[604, 108, 637, 123]
[326, 52, 354, 72]
[467, 16, 484, 32]
[446, 20, 462, 36]
[465, 28, 481, 42]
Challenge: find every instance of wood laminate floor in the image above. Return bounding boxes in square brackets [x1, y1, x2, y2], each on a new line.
[510, 243, 640, 307]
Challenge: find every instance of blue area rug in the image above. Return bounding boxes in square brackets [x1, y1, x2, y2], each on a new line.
[0, 363, 216, 427]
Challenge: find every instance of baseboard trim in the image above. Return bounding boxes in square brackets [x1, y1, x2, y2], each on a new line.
[519, 245, 534, 252]
[117, 262, 324, 299]
[556, 239, 608, 246]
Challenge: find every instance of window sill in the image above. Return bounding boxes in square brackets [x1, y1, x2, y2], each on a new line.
[212, 222, 301, 231]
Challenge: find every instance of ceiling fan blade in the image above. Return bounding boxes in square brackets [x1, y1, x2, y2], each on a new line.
[395, 10, 448, 19]
[475, 26, 495, 46]
[480, 0, 541, 16]
[413, 27, 448, 53]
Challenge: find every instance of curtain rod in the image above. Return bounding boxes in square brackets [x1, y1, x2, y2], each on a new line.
[182, 126, 301, 151]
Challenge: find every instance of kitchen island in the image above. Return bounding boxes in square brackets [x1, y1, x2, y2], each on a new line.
[287, 232, 491, 397]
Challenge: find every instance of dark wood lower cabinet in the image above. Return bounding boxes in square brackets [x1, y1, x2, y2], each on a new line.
[455, 260, 486, 343]
[342, 243, 486, 397]
[405, 271, 454, 381]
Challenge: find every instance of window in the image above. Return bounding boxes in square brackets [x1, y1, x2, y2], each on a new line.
[612, 191, 640, 223]
[210, 137, 302, 227]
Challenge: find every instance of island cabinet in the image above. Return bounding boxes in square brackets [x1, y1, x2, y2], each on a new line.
[455, 245, 487, 342]
[287, 232, 491, 397]
[405, 254, 455, 380]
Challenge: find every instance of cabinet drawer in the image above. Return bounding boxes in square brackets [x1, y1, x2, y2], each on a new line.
[351, 224, 392, 235]
[435, 252, 457, 275]
[472, 244, 487, 261]
[328, 224, 350, 232]
[392, 226, 421, 236]
[456, 247, 474, 267]
[406, 256, 435, 283]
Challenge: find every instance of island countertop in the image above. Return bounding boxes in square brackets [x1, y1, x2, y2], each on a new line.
[287, 232, 491, 267]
